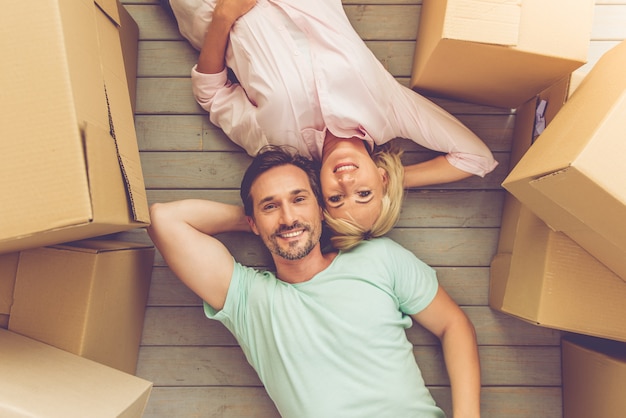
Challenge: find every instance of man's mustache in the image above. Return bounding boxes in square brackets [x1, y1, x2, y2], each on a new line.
[274, 222, 309, 236]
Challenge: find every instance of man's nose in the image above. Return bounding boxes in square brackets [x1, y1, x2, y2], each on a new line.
[280, 205, 297, 225]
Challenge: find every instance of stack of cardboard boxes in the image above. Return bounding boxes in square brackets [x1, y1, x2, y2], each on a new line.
[411, 1, 626, 416]
[0, 1, 154, 416]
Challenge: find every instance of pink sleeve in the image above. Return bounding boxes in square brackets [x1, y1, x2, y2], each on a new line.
[191, 65, 268, 156]
[392, 85, 498, 178]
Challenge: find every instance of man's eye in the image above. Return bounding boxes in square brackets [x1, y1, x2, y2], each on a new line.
[328, 195, 342, 203]
[294, 196, 306, 203]
[357, 190, 372, 198]
[263, 203, 277, 210]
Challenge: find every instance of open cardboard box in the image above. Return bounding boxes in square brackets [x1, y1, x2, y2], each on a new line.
[0, 0, 148, 255]
[410, 0, 594, 108]
[503, 40, 626, 282]
[0, 328, 152, 418]
[8, 239, 155, 375]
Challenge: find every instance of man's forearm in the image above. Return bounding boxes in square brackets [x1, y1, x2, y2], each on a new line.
[150, 199, 250, 237]
[440, 315, 482, 418]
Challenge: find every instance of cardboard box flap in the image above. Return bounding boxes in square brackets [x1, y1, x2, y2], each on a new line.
[55, 239, 154, 253]
[96, 8, 150, 223]
[95, 0, 121, 25]
[444, 0, 522, 46]
[529, 166, 626, 251]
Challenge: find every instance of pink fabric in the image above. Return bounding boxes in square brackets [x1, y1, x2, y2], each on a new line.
[171, 0, 498, 176]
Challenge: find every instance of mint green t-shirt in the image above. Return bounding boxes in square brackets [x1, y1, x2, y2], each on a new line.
[205, 237, 445, 418]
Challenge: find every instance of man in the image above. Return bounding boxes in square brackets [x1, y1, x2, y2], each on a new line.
[147, 146, 481, 417]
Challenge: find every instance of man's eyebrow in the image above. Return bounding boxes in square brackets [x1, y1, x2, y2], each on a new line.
[257, 189, 311, 206]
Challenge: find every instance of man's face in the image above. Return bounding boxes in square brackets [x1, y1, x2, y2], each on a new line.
[247, 164, 323, 261]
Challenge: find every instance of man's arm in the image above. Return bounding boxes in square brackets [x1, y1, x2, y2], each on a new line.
[412, 286, 481, 418]
[147, 200, 251, 310]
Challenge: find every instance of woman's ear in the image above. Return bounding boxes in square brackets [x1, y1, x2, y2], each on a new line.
[378, 166, 389, 187]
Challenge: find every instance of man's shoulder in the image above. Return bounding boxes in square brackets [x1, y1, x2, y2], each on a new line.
[235, 261, 277, 281]
[356, 236, 401, 251]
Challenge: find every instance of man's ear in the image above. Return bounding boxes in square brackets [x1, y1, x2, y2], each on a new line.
[246, 216, 260, 235]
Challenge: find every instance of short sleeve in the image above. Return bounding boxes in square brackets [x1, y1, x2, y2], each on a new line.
[384, 239, 439, 315]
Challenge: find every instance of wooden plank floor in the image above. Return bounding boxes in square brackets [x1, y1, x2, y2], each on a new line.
[118, 1, 626, 417]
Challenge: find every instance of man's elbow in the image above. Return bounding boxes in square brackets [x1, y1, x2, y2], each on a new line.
[147, 202, 173, 240]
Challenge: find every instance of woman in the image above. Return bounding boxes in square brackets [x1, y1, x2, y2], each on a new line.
[164, 0, 498, 250]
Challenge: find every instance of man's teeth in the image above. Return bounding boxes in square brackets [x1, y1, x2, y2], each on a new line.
[281, 230, 302, 238]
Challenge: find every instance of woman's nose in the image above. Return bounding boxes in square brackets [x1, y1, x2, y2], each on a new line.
[337, 172, 355, 184]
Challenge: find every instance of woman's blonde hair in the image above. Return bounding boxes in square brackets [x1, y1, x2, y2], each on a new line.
[324, 145, 405, 251]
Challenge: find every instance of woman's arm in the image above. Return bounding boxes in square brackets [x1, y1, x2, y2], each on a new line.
[196, 0, 256, 75]
[412, 286, 482, 418]
[403, 155, 471, 188]
[392, 85, 498, 188]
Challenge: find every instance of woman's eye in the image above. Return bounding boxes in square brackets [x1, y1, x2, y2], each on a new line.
[328, 195, 342, 203]
[357, 190, 372, 198]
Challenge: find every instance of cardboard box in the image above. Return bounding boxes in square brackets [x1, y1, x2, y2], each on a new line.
[490, 69, 626, 342]
[9, 240, 155, 374]
[410, 0, 594, 108]
[502, 40, 626, 281]
[562, 335, 626, 418]
[0, 0, 149, 255]
[493, 207, 626, 342]
[0, 329, 152, 418]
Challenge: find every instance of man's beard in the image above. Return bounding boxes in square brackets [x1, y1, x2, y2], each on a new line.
[266, 222, 320, 261]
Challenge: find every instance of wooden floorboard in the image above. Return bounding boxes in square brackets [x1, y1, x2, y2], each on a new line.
[119, 1, 626, 416]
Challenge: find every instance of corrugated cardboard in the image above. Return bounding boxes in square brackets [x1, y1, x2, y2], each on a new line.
[497, 207, 626, 342]
[562, 335, 626, 418]
[410, 0, 594, 108]
[0, 252, 19, 316]
[0, 0, 149, 255]
[0, 329, 152, 418]
[502, 40, 626, 282]
[9, 240, 155, 374]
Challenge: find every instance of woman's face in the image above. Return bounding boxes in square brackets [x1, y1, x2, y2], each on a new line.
[320, 137, 387, 230]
